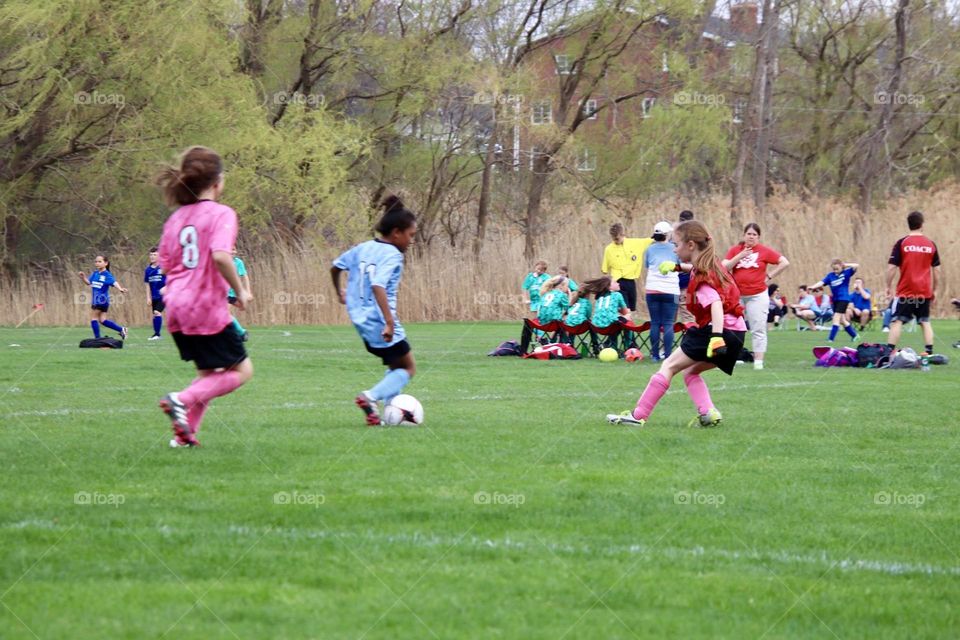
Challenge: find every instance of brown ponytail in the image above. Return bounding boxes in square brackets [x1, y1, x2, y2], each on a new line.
[578, 275, 613, 298]
[674, 220, 732, 288]
[155, 146, 223, 206]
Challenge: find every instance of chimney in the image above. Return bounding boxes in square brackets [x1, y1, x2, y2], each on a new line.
[730, 2, 759, 39]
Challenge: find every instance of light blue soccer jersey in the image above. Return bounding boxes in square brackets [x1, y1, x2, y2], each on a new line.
[334, 239, 405, 348]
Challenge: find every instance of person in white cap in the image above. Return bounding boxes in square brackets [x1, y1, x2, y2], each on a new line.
[642, 221, 681, 361]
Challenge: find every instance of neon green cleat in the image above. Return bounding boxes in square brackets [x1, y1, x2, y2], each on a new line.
[606, 411, 646, 426]
[689, 407, 722, 428]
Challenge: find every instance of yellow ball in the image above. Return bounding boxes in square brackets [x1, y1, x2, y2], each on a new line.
[598, 347, 618, 362]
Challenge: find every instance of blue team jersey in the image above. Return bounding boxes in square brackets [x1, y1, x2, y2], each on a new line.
[333, 239, 406, 348]
[227, 257, 247, 298]
[144, 265, 165, 300]
[89, 270, 116, 306]
[821, 267, 856, 302]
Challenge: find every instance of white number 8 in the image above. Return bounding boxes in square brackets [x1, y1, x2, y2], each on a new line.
[179, 225, 199, 269]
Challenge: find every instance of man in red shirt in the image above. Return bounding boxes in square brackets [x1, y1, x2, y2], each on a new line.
[885, 210, 941, 353]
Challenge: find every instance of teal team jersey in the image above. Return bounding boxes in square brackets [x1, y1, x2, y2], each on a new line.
[522, 272, 550, 310]
[565, 296, 591, 326]
[537, 290, 569, 323]
[591, 291, 626, 328]
[227, 256, 247, 298]
[566, 278, 578, 292]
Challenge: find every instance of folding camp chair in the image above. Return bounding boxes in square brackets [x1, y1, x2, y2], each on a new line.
[620, 320, 651, 353]
[560, 321, 597, 357]
[520, 318, 562, 354]
[590, 322, 624, 354]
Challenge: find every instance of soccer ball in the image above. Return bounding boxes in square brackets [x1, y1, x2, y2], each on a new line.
[624, 348, 644, 362]
[383, 394, 424, 426]
[598, 347, 618, 362]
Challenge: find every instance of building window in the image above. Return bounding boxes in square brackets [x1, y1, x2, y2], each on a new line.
[554, 54, 572, 75]
[733, 98, 745, 124]
[662, 52, 669, 73]
[641, 97, 655, 118]
[582, 99, 598, 120]
[531, 102, 552, 125]
[576, 149, 596, 172]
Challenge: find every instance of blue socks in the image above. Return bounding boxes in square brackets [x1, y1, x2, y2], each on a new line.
[828, 325, 839, 341]
[152, 316, 162, 336]
[368, 368, 411, 404]
[845, 324, 857, 339]
[101, 319, 123, 333]
[90, 321, 100, 338]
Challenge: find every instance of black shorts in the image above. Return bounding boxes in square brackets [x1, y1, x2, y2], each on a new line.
[680, 326, 746, 376]
[617, 279, 637, 311]
[172, 324, 248, 370]
[891, 297, 931, 323]
[363, 339, 411, 366]
[227, 296, 238, 305]
[91, 304, 109, 313]
[832, 300, 849, 314]
[151, 299, 165, 313]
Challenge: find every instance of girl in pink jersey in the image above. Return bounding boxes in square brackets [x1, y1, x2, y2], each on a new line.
[154, 146, 254, 447]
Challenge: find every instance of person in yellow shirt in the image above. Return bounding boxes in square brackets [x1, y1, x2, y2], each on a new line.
[601, 222, 653, 311]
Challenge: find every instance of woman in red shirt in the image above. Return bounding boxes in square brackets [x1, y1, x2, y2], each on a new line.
[722, 223, 790, 370]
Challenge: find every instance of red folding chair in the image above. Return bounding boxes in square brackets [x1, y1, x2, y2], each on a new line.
[520, 318, 562, 354]
[621, 320, 651, 353]
[560, 321, 597, 357]
[589, 322, 624, 355]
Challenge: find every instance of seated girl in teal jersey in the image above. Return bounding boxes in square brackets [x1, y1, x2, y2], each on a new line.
[578, 276, 629, 328]
[537, 276, 570, 323]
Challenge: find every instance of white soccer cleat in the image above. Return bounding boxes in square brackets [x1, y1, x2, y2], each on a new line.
[754, 360, 764, 370]
[606, 411, 646, 426]
[148, 335, 161, 341]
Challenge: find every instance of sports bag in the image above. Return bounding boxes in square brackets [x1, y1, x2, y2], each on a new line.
[855, 343, 892, 368]
[488, 340, 522, 356]
[79, 337, 124, 349]
[813, 346, 857, 367]
[522, 343, 581, 360]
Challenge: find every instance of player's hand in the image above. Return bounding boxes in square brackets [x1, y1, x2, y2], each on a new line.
[338, 289, 346, 305]
[117, 286, 128, 293]
[658, 261, 677, 276]
[382, 322, 395, 342]
[235, 290, 253, 311]
[707, 334, 726, 358]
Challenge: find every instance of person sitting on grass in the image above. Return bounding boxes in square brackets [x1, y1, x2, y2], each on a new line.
[847, 277, 872, 331]
[767, 283, 787, 327]
[522, 260, 550, 318]
[791, 285, 819, 331]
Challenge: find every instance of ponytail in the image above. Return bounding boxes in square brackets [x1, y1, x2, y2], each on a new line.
[376, 195, 417, 236]
[675, 221, 732, 288]
[578, 275, 613, 299]
[155, 146, 223, 206]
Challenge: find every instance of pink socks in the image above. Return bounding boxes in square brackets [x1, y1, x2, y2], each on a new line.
[683, 372, 714, 414]
[634, 373, 670, 420]
[179, 371, 244, 433]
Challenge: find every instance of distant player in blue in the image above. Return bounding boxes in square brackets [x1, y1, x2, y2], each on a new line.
[226, 249, 249, 341]
[808, 259, 860, 342]
[77, 255, 129, 339]
[331, 195, 417, 426]
[144, 247, 166, 340]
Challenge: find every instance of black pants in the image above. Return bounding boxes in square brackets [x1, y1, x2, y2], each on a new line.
[617, 278, 637, 311]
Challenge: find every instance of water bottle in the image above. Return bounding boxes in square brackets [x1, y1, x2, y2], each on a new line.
[921, 354, 930, 372]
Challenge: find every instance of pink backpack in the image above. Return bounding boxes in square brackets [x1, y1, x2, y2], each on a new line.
[813, 346, 858, 367]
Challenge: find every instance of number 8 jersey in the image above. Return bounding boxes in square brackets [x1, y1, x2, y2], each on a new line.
[158, 200, 238, 335]
[333, 239, 405, 348]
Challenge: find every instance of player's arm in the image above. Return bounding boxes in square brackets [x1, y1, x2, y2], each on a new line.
[932, 265, 941, 300]
[77, 271, 90, 285]
[767, 256, 790, 281]
[214, 250, 249, 309]
[844, 263, 859, 272]
[112, 279, 128, 294]
[721, 245, 749, 271]
[807, 279, 825, 290]
[372, 285, 394, 341]
[601, 247, 610, 275]
[330, 266, 346, 304]
[885, 264, 898, 301]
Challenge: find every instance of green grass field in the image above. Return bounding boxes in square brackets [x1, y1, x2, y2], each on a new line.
[1, 322, 958, 639]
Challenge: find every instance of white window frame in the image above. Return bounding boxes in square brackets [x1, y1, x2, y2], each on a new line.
[641, 97, 655, 119]
[554, 54, 572, 75]
[531, 102, 552, 125]
[576, 148, 596, 172]
[662, 52, 669, 73]
[733, 98, 745, 124]
[582, 99, 598, 120]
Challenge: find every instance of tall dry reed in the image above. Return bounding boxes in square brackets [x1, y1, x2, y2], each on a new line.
[2, 186, 956, 328]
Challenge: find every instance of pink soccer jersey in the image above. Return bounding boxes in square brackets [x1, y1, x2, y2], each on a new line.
[159, 201, 238, 335]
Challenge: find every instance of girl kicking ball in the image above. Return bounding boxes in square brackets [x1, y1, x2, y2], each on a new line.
[607, 220, 746, 428]
[331, 195, 417, 426]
